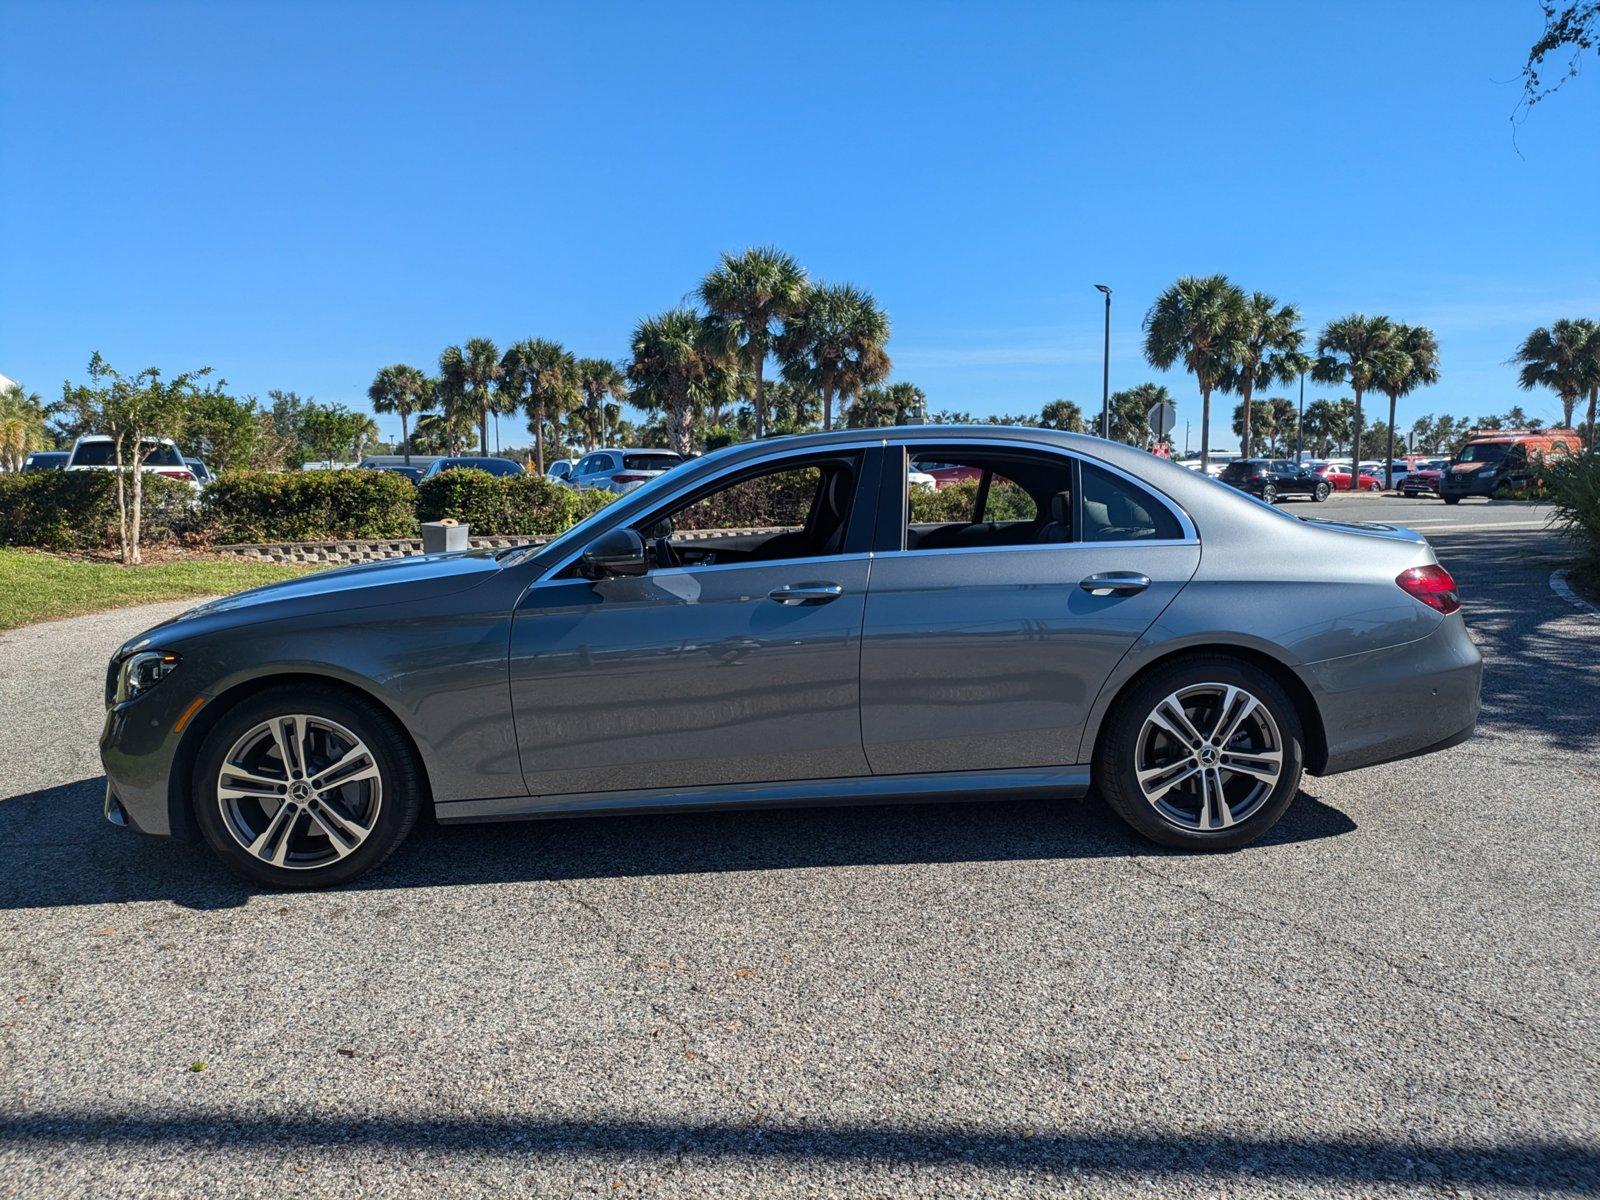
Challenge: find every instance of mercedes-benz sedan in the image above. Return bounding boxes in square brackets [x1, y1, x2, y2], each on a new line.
[101, 427, 1482, 888]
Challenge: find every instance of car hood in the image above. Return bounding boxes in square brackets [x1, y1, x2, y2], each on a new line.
[119, 548, 507, 651]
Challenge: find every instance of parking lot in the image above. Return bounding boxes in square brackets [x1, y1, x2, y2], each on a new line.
[1, 496, 1596, 1198]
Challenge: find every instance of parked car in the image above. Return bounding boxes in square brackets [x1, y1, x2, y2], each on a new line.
[568, 448, 685, 494]
[419, 456, 526, 480]
[546, 459, 575, 485]
[66, 435, 197, 485]
[1316, 463, 1383, 492]
[1400, 461, 1449, 498]
[1438, 428, 1581, 504]
[99, 425, 1481, 888]
[20, 450, 68, 472]
[1217, 458, 1332, 504]
[183, 457, 214, 486]
[908, 465, 937, 490]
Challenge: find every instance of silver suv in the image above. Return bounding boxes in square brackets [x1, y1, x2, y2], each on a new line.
[568, 447, 685, 493]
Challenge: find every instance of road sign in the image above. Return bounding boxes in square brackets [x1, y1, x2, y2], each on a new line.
[1147, 401, 1177, 438]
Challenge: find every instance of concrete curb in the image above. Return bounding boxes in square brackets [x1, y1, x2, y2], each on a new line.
[1549, 569, 1600, 620]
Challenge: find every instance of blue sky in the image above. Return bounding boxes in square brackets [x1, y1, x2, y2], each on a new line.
[3, 0, 1597, 451]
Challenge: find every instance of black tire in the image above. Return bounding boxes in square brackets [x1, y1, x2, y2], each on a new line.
[1260, 483, 1278, 504]
[1366, 480, 1382, 492]
[1442, 495, 1461, 505]
[1313, 482, 1330, 503]
[1093, 655, 1305, 851]
[193, 685, 423, 888]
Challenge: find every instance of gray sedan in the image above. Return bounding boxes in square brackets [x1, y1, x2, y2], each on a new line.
[100, 427, 1481, 887]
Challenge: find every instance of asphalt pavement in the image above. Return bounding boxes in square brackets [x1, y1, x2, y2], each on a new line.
[1, 498, 1596, 1198]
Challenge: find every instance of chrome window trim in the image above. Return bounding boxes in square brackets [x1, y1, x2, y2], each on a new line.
[525, 550, 877, 593]
[883, 537, 1198, 562]
[888, 435, 1199, 547]
[534, 439, 888, 584]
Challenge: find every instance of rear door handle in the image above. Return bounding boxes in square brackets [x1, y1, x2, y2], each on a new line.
[1079, 571, 1150, 596]
[768, 582, 844, 605]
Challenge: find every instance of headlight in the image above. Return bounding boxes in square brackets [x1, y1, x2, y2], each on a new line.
[115, 651, 180, 704]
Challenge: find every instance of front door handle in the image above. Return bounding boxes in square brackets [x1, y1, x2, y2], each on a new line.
[768, 582, 844, 605]
[1079, 571, 1151, 597]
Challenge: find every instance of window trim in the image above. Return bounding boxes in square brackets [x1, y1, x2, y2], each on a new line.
[890, 440, 1197, 555]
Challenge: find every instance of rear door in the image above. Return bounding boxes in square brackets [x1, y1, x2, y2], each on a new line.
[859, 443, 1201, 775]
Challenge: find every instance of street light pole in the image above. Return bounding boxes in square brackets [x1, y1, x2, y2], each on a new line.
[1296, 370, 1305, 462]
[1094, 284, 1112, 439]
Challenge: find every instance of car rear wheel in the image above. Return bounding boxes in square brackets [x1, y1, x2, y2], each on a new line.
[1313, 481, 1330, 502]
[193, 685, 423, 888]
[1442, 495, 1461, 505]
[1094, 656, 1305, 850]
[1366, 480, 1382, 492]
[1260, 483, 1278, 504]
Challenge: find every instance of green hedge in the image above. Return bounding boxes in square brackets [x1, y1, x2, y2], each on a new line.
[1547, 451, 1600, 583]
[415, 470, 611, 536]
[0, 471, 200, 551]
[909, 479, 1035, 524]
[204, 470, 419, 542]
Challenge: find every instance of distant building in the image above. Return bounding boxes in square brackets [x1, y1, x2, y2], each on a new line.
[0, 371, 19, 393]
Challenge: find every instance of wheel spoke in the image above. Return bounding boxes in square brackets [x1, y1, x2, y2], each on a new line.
[306, 801, 363, 858]
[1150, 695, 1205, 750]
[1206, 768, 1234, 829]
[247, 800, 299, 864]
[217, 767, 284, 798]
[1137, 760, 1200, 801]
[309, 748, 376, 791]
[1220, 751, 1281, 784]
[1213, 687, 1258, 746]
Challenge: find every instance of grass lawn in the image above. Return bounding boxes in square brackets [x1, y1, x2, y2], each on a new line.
[0, 548, 310, 632]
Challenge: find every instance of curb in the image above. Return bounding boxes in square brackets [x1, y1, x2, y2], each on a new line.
[1549, 569, 1600, 620]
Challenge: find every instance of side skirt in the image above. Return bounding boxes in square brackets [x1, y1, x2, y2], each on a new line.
[435, 766, 1093, 825]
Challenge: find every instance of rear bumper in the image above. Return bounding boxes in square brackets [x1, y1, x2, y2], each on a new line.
[1302, 613, 1482, 776]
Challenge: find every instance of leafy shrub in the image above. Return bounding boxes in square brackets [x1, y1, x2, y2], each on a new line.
[204, 469, 418, 542]
[417, 470, 600, 536]
[909, 479, 1036, 524]
[0, 471, 199, 551]
[676, 466, 820, 530]
[1546, 450, 1600, 583]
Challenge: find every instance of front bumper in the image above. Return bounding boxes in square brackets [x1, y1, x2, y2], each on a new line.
[1440, 474, 1498, 499]
[1303, 612, 1482, 775]
[100, 683, 204, 838]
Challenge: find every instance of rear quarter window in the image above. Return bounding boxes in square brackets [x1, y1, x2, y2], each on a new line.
[1080, 463, 1183, 541]
[624, 453, 683, 472]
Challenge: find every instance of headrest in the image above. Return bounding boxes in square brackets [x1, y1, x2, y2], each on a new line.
[1050, 490, 1072, 524]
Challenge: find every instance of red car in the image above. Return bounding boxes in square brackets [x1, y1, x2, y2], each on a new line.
[1316, 464, 1384, 492]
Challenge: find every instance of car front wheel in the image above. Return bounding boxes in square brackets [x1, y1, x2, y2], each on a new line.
[1094, 656, 1305, 850]
[1313, 481, 1330, 502]
[193, 685, 423, 888]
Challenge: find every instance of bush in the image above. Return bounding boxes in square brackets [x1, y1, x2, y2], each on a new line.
[204, 469, 418, 542]
[908, 479, 1036, 524]
[0, 471, 200, 551]
[417, 470, 605, 536]
[1546, 450, 1600, 583]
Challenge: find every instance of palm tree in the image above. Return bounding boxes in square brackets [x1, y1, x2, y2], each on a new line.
[366, 364, 433, 464]
[500, 339, 578, 473]
[1143, 275, 1247, 471]
[1039, 399, 1085, 433]
[1371, 323, 1441, 487]
[1110, 382, 1173, 445]
[0, 382, 50, 472]
[698, 247, 809, 439]
[438, 338, 502, 454]
[1219, 292, 1304, 461]
[627, 308, 712, 456]
[777, 282, 891, 431]
[1578, 320, 1600, 451]
[1314, 315, 1404, 480]
[1267, 397, 1298, 455]
[1512, 318, 1593, 432]
[575, 358, 626, 450]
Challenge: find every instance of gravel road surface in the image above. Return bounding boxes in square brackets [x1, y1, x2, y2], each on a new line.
[2, 502, 1596, 1198]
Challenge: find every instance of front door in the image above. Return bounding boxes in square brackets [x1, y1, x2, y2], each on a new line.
[508, 450, 878, 798]
[860, 447, 1201, 775]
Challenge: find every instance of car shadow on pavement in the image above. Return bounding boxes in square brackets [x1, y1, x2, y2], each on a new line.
[0, 776, 1355, 912]
[0, 1109, 1591, 1192]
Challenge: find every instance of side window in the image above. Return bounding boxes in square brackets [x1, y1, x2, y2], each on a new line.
[673, 465, 825, 532]
[1080, 462, 1183, 542]
[982, 476, 1037, 523]
[906, 448, 1066, 549]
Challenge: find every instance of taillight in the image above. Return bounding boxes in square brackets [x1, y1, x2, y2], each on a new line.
[613, 473, 648, 484]
[1396, 565, 1460, 615]
[156, 468, 195, 481]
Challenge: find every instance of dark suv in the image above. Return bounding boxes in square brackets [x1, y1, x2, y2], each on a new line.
[1218, 458, 1331, 504]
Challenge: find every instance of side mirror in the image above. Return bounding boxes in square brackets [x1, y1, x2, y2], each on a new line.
[579, 527, 648, 579]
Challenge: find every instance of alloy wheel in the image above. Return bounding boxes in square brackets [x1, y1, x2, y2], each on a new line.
[1135, 683, 1283, 832]
[216, 714, 383, 869]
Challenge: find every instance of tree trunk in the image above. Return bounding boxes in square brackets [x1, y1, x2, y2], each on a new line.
[129, 450, 144, 566]
[752, 352, 767, 439]
[114, 436, 130, 565]
[1351, 387, 1365, 480]
[822, 376, 837, 433]
[479, 407, 489, 455]
[1386, 392, 1397, 490]
[1562, 395, 1577, 429]
[1239, 375, 1254, 459]
[1199, 385, 1212, 472]
[533, 404, 546, 474]
[1588, 387, 1598, 451]
[401, 411, 411, 465]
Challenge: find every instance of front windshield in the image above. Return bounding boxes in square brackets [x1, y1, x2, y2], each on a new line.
[1456, 442, 1509, 463]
